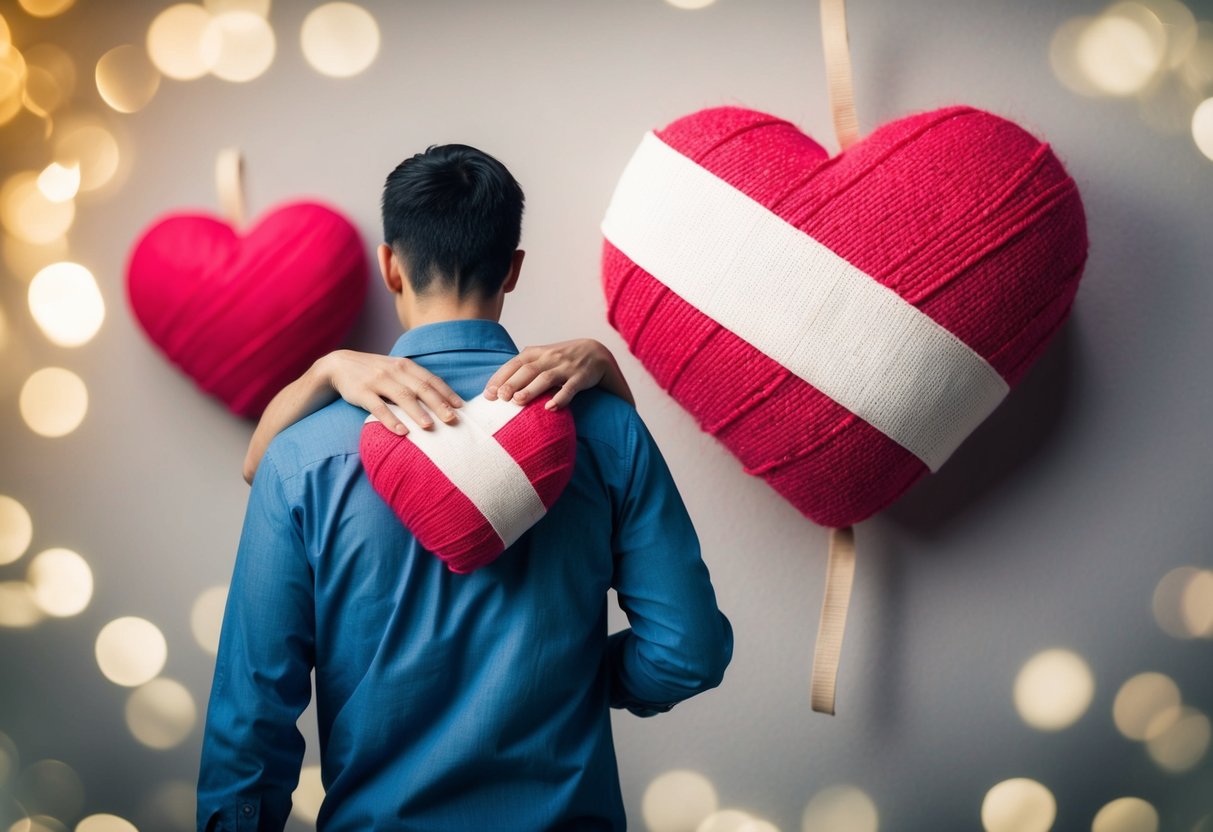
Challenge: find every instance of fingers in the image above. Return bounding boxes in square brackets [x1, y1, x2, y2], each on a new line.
[545, 378, 584, 410]
[367, 400, 408, 435]
[496, 364, 545, 403]
[512, 369, 569, 405]
[485, 354, 527, 400]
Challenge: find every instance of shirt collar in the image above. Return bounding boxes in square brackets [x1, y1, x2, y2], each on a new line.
[388, 319, 519, 359]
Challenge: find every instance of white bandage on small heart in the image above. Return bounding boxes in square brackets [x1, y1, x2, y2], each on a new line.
[601, 131, 1010, 471]
[365, 395, 548, 548]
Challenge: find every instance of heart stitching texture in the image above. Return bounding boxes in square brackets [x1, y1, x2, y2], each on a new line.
[602, 106, 1088, 527]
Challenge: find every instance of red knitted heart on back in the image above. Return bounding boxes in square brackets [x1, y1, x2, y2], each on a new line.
[603, 106, 1087, 527]
[127, 201, 367, 418]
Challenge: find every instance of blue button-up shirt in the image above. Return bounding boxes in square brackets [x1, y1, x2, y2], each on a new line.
[198, 319, 733, 831]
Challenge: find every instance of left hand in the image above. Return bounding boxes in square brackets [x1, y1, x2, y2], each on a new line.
[485, 339, 635, 410]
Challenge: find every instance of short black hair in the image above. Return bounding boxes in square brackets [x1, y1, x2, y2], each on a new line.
[381, 144, 524, 298]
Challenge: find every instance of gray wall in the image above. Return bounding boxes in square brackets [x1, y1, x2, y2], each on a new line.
[2, 0, 1212, 830]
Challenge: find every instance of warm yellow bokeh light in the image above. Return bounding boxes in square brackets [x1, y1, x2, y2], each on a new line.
[1154, 566, 1202, 638]
[201, 11, 275, 83]
[17, 0, 75, 18]
[291, 765, 325, 825]
[204, 0, 270, 16]
[147, 4, 214, 81]
[1077, 9, 1165, 96]
[1192, 98, 1213, 162]
[981, 778, 1055, 832]
[698, 810, 760, 832]
[1183, 22, 1213, 89]
[801, 786, 878, 832]
[126, 678, 197, 750]
[23, 43, 76, 102]
[4, 234, 68, 282]
[643, 770, 719, 832]
[1113, 672, 1181, 741]
[95, 616, 168, 687]
[55, 120, 121, 193]
[15, 759, 84, 822]
[23, 66, 63, 117]
[0, 14, 10, 47]
[20, 367, 88, 438]
[0, 495, 33, 566]
[1013, 648, 1094, 731]
[190, 585, 228, 655]
[0, 581, 43, 627]
[665, 0, 717, 8]
[36, 162, 80, 203]
[1138, 0, 1197, 67]
[0, 41, 26, 127]
[1092, 797, 1159, 832]
[1146, 706, 1211, 773]
[28, 261, 104, 347]
[1180, 568, 1213, 636]
[96, 44, 160, 114]
[1, 172, 75, 245]
[74, 815, 138, 832]
[301, 3, 380, 78]
[27, 548, 92, 617]
[21, 817, 69, 832]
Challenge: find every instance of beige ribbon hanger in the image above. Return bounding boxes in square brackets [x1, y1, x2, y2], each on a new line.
[810, 525, 856, 714]
[820, 0, 860, 152]
[215, 148, 247, 228]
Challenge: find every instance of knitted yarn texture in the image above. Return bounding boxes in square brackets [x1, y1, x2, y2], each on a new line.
[360, 393, 577, 573]
[602, 106, 1088, 527]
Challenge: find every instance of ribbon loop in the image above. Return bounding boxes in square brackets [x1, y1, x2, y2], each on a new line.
[820, 0, 860, 151]
[810, 525, 856, 714]
[215, 148, 247, 228]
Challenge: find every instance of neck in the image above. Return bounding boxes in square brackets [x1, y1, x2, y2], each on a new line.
[399, 292, 503, 330]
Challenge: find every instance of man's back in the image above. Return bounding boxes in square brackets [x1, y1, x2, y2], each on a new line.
[198, 320, 733, 831]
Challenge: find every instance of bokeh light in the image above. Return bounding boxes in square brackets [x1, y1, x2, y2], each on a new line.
[200, 11, 275, 82]
[1, 172, 75, 245]
[643, 770, 718, 832]
[0, 581, 43, 627]
[0, 494, 33, 566]
[1013, 648, 1094, 731]
[147, 4, 214, 81]
[19, 367, 88, 438]
[18, 816, 69, 832]
[3, 234, 68, 282]
[74, 816, 138, 832]
[1091, 797, 1159, 832]
[1145, 706, 1211, 772]
[1181, 568, 1213, 636]
[28, 262, 104, 347]
[14, 760, 84, 824]
[301, 3, 380, 78]
[1193, 98, 1213, 162]
[1183, 22, 1213, 89]
[0, 39, 26, 127]
[36, 163, 80, 203]
[1077, 6, 1166, 96]
[16, 0, 76, 18]
[291, 765, 325, 825]
[1113, 672, 1181, 741]
[189, 585, 227, 655]
[665, 0, 717, 9]
[27, 548, 92, 617]
[801, 786, 878, 832]
[980, 778, 1055, 832]
[698, 810, 766, 832]
[95, 45, 160, 114]
[95, 616, 168, 687]
[1154, 566, 1207, 637]
[1140, 0, 1197, 67]
[22, 43, 76, 105]
[55, 119, 121, 193]
[204, 0, 270, 15]
[125, 678, 197, 750]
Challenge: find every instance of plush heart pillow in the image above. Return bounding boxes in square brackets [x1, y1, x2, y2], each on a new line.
[360, 393, 577, 573]
[126, 201, 367, 418]
[602, 106, 1087, 527]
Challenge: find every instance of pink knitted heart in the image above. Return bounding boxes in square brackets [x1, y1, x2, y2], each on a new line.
[126, 201, 368, 418]
[360, 393, 577, 573]
[603, 106, 1087, 527]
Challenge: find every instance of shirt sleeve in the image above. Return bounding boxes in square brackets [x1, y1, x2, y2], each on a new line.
[606, 410, 734, 717]
[197, 452, 315, 831]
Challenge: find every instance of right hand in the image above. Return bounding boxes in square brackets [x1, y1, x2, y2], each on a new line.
[319, 350, 464, 435]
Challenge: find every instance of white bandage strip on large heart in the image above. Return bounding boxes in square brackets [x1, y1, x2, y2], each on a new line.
[601, 132, 1010, 471]
[365, 395, 548, 548]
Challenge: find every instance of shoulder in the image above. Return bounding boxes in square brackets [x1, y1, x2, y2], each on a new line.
[566, 389, 649, 462]
[262, 399, 366, 485]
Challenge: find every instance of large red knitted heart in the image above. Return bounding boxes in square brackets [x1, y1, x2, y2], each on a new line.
[603, 106, 1087, 527]
[360, 393, 577, 574]
[126, 201, 368, 418]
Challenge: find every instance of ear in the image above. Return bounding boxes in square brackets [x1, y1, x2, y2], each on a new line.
[378, 243, 404, 294]
[502, 250, 525, 294]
